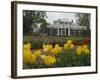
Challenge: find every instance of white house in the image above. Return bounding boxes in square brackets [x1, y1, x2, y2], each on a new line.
[47, 18, 87, 36]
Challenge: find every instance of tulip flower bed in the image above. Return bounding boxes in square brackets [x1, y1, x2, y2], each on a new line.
[23, 40, 91, 69]
[24, 35, 90, 49]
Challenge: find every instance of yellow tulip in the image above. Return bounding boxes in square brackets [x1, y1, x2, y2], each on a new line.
[51, 48, 58, 55]
[58, 47, 62, 53]
[66, 40, 72, 46]
[55, 44, 59, 48]
[82, 47, 86, 53]
[76, 48, 81, 55]
[42, 44, 53, 52]
[34, 50, 41, 57]
[64, 44, 68, 50]
[23, 50, 32, 64]
[82, 45, 89, 53]
[84, 48, 90, 54]
[43, 47, 49, 52]
[31, 54, 36, 64]
[24, 43, 31, 50]
[42, 44, 49, 52]
[77, 46, 82, 49]
[51, 47, 62, 55]
[23, 43, 37, 64]
[43, 56, 56, 65]
[76, 46, 82, 55]
[69, 44, 74, 49]
[83, 45, 88, 49]
[47, 44, 53, 50]
[42, 44, 45, 48]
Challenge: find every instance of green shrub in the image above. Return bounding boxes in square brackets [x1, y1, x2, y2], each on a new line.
[30, 40, 43, 49]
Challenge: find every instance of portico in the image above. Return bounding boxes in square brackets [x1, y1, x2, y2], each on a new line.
[47, 18, 87, 36]
[57, 28, 70, 36]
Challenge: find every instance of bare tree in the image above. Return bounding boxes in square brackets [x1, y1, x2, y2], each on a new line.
[76, 13, 91, 30]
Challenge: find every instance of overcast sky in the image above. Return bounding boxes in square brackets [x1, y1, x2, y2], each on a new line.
[45, 11, 77, 24]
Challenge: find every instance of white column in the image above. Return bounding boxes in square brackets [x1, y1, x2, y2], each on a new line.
[61, 28, 62, 36]
[57, 28, 59, 36]
[68, 28, 70, 36]
[65, 28, 66, 36]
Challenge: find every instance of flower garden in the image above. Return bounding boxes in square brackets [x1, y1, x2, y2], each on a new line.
[23, 36, 91, 69]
